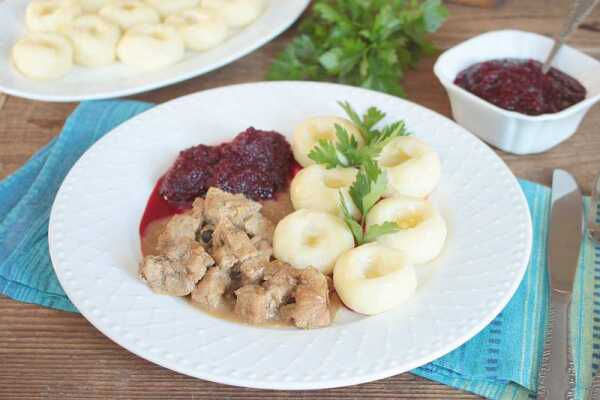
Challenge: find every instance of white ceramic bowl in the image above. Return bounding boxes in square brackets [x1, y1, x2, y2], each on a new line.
[434, 30, 600, 155]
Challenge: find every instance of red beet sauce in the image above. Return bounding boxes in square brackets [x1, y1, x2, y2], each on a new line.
[454, 58, 586, 116]
[139, 177, 189, 237]
[160, 127, 293, 204]
[139, 128, 300, 237]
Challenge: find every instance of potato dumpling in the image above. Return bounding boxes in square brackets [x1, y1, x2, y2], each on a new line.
[12, 32, 73, 80]
[99, 0, 160, 30]
[60, 15, 121, 67]
[290, 164, 360, 219]
[378, 136, 441, 198]
[117, 23, 184, 70]
[334, 243, 417, 315]
[164, 8, 229, 51]
[144, 0, 200, 17]
[26, 0, 81, 32]
[202, 0, 265, 28]
[80, 0, 110, 12]
[366, 196, 447, 264]
[292, 116, 364, 167]
[273, 209, 355, 274]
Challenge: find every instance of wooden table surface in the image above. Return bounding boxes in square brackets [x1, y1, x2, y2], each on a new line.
[1, 1, 599, 399]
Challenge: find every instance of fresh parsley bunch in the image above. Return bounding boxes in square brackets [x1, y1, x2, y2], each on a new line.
[267, 0, 448, 96]
[309, 102, 408, 245]
[309, 101, 408, 168]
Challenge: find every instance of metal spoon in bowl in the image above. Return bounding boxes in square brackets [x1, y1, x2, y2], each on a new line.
[542, 0, 600, 74]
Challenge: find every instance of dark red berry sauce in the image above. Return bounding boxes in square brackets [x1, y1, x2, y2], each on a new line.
[454, 58, 586, 116]
[159, 127, 293, 206]
[139, 177, 187, 237]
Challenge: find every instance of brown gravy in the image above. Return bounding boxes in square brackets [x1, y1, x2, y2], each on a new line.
[140, 191, 342, 328]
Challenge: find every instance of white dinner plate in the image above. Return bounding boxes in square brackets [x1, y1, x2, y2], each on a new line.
[0, 0, 309, 102]
[48, 82, 532, 390]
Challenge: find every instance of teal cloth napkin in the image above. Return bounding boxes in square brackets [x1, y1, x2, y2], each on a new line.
[0, 100, 598, 399]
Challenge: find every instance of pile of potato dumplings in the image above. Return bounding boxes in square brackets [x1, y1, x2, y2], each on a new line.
[11, 0, 265, 80]
[273, 115, 448, 316]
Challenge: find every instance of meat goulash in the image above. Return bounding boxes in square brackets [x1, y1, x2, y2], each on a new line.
[140, 188, 338, 329]
[139, 102, 448, 329]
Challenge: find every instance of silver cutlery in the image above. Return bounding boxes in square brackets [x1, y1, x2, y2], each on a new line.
[537, 169, 583, 399]
[542, 0, 600, 73]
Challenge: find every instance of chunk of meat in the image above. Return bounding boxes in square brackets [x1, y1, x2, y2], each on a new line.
[139, 256, 196, 296]
[239, 258, 266, 286]
[281, 267, 331, 329]
[183, 241, 215, 282]
[263, 262, 299, 306]
[204, 187, 261, 227]
[156, 209, 203, 251]
[214, 218, 257, 259]
[191, 267, 231, 309]
[250, 236, 273, 259]
[212, 218, 258, 268]
[211, 245, 238, 270]
[191, 197, 204, 219]
[234, 285, 279, 324]
[139, 239, 213, 296]
[244, 213, 274, 242]
[263, 260, 299, 280]
[236, 237, 272, 285]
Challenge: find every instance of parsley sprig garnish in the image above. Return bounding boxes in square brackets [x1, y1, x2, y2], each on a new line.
[267, 0, 449, 96]
[309, 101, 408, 245]
[308, 101, 409, 169]
[339, 159, 399, 245]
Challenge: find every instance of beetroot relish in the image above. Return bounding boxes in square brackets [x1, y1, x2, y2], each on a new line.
[454, 58, 586, 116]
[159, 127, 293, 204]
[140, 177, 189, 237]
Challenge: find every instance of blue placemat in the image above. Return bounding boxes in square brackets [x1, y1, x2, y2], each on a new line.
[0, 100, 598, 399]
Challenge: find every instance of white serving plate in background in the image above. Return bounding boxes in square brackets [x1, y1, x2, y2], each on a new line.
[0, 0, 309, 102]
[48, 82, 532, 389]
[434, 30, 600, 155]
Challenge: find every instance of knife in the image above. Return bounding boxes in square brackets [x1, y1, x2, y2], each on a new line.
[537, 169, 583, 400]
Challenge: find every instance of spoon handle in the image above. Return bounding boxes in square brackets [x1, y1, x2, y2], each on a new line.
[542, 0, 600, 73]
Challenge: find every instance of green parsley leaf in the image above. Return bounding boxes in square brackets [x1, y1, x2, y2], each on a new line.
[307, 101, 410, 169]
[308, 139, 344, 168]
[362, 107, 386, 131]
[349, 159, 388, 217]
[359, 159, 388, 215]
[339, 101, 410, 159]
[339, 192, 364, 244]
[267, 0, 448, 96]
[363, 221, 400, 243]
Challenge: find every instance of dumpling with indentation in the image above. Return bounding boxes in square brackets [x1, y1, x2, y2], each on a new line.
[99, 0, 160, 30]
[144, 0, 200, 16]
[26, 0, 81, 32]
[366, 196, 447, 264]
[164, 7, 229, 51]
[202, 0, 265, 28]
[334, 243, 417, 315]
[60, 15, 121, 67]
[117, 23, 184, 70]
[12, 32, 73, 80]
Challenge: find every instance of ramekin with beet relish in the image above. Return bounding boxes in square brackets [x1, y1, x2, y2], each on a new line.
[434, 30, 600, 155]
